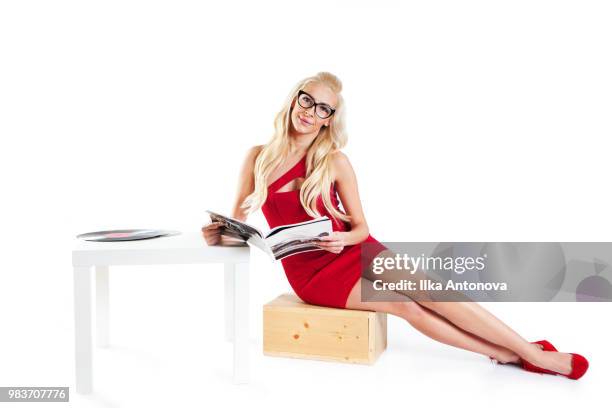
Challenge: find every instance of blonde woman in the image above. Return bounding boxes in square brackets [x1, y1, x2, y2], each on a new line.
[202, 72, 588, 380]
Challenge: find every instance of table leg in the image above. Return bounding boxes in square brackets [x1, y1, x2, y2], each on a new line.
[224, 263, 235, 342]
[74, 266, 93, 394]
[96, 265, 110, 347]
[233, 262, 249, 384]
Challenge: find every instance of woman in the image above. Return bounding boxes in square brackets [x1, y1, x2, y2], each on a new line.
[202, 71, 588, 380]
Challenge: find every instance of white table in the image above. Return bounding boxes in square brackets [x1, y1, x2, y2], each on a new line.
[71, 232, 251, 394]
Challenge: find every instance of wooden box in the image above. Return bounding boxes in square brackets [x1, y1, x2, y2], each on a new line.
[263, 293, 387, 364]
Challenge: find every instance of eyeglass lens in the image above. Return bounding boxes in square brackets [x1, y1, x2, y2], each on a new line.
[298, 93, 333, 119]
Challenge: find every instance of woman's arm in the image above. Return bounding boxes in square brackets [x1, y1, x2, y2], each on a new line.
[202, 145, 262, 245]
[229, 145, 263, 222]
[318, 151, 370, 251]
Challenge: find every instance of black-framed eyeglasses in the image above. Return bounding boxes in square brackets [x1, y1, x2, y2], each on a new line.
[297, 90, 336, 119]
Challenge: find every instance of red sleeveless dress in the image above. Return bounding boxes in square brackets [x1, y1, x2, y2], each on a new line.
[261, 155, 388, 309]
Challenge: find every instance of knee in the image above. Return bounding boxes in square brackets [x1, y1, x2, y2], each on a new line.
[392, 301, 425, 322]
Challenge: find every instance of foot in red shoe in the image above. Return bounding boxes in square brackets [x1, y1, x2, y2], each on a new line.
[532, 340, 557, 352]
[521, 352, 589, 380]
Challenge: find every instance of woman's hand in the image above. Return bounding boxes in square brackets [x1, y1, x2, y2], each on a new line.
[316, 231, 349, 254]
[201, 221, 224, 245]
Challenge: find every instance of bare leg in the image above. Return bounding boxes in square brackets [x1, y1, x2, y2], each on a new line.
[361, 249, 573, 374]
[416, 297, 572, 374]
[345, 278, 526, 363]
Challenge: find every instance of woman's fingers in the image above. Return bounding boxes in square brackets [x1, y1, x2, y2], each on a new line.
[316, 239, 344, 253]
[202, 222, 223, 231]
[201, 222, 225, 245]
[319, 233, 337, 241]
[317, 240, 344, 247]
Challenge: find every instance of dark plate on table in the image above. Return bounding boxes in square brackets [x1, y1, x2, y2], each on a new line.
[76, 229, 181, 242]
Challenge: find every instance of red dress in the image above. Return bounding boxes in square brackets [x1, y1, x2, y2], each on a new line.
[261, 155, 388, 309]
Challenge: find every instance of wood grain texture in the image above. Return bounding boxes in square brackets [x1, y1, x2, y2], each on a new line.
[263, 293, 387, 365]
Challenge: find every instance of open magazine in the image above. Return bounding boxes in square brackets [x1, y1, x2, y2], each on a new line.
[206, 210, 332, 261]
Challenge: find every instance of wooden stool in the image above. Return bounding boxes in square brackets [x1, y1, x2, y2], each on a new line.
[263, 293, 387, 364]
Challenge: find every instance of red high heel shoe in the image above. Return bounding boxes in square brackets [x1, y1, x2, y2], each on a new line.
[521, 352, 589, 380]
[532, 339, 557, 352]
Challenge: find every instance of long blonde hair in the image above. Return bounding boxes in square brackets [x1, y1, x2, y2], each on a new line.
[241, 71, 351, 226]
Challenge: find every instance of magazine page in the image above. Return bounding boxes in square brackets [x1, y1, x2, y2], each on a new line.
[246, 235, 274, 259]
[264, 216, 331, 239]
[206, 210, 263, 241]
[264, 217, 332, 261]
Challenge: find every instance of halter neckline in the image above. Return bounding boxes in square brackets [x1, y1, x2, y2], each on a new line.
[267, 155, 307, 192]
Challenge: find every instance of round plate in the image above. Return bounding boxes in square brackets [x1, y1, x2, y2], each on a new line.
[76, 229, 181, 242]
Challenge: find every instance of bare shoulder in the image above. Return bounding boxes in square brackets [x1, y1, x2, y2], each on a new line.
[329, 150, 355, 182]
[243, 144, 264, 166]
[248, 144, 264, 159]
[236, 145, 264, 179]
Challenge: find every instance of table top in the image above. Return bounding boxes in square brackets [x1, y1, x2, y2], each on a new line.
[72, 231, 250, 267]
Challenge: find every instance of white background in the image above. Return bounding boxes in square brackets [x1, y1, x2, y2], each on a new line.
[1, 0, 611, 407]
